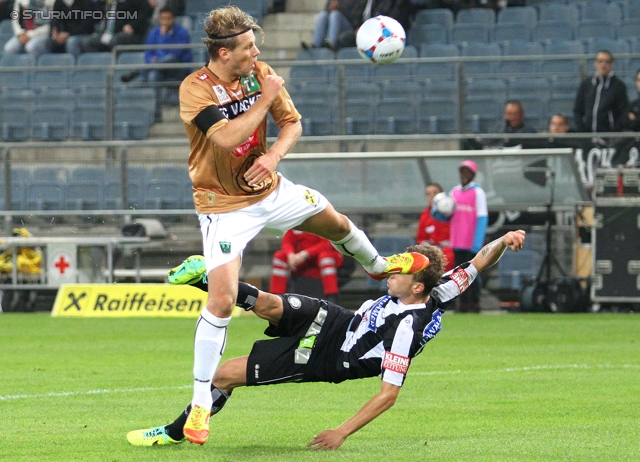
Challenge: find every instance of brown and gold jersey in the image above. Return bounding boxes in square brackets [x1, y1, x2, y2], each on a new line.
[179, 61, 301, 214]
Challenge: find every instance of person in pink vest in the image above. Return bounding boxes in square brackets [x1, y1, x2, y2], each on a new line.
[448, 160, 488, 312]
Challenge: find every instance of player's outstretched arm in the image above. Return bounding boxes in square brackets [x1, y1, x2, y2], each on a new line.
[470, 230, 526, 273]
[307, 381, 401, 451]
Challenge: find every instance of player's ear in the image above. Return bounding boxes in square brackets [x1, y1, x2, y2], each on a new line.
[412, 282, 424, 295]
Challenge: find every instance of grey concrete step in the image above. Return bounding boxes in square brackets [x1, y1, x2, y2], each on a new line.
[286, 0, 325, 13]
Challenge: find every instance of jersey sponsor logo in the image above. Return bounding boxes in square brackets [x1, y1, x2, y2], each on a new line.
[234, 127, 259, 157]
[219, 241, 231, 254]
[212, 85, 231, 104]
[450, 267, 470, 292]
[197, 73, 209, 81]
[382, 351, 410, 375]
[241, 73, 260, 94]
[205, 192, 215, 206]
[288, 296, 302, 309]
[304, 189, 318, 206]
[368, 295, 391, 331]
[219, 94, 261, 120]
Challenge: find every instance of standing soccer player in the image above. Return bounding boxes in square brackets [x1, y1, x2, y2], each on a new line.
[175, 5, 428, 445]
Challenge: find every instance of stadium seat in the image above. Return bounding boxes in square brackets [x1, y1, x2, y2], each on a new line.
[65, 181, 104, 211]
[0, 54, 35, 91]
[546, 95, 575, 124]
[289, 64, 335, 85]
[515, 96, 546, 131]
[414, 8, 454, 30]
[418, 96, 459, 134]
[33, 53, 74, 91]
[295, 48, 335, 61]
[466, 78, 508, 101]
[450, 23, 490, 44]
[72, 52, 111, 90]
[336, 47, 373, 83]
[344, 81, 380, 103]
[497, 6, 537, 25]
[497, 249, 542, 290]
[26, 181, 65, 211]
[460, 42, 501, 77]
[533, 21, 575, 43]
[0, 89, 36, 113]
[538, 3, 579, 27]
[581, 2, 622, 26]
[71, 105, 107, 141]
[145, 179, 183, 209]
[105, 181, 144, 209]
[115, 88, 156, 125]
[293, 82, 338, 106]
[296, 100, 336, 136]
[407, 23, 448, 46]
[620, 18, 640, 39]
[456, 8, 495, 27]
[380, 81, 422, 102]
[33, 166, 68, 183]
[586, 38, 629, 56]
[372, 61, 413, 84]
[401, 45, 418, 59]
[0, 19, 12, 34]
[416, 44, 459, 80]
[464, 96, 501, 133]
[71, 166, 108, 182]
[492, 22, 531, 43]
[1, 104, 29, 141]
[374, 100, 417, 134]
[541, 40, 584, 78]
[624, 0, 640, 19]
[498, 42, 543, 77]
[507, 77, 549, 100]
[423, 79, 459, 100]
[114, 51, 145, 86]
[229, 0, 263, 24]
[549, 75, 579, 98]
[30, 105, 69, 141]
[113, 105, 150, 140]
[76, 88, 106, 108]
[150, 166, 189, 182]
[344, 100, 374, 135]
[576, 20, 617, 41]
[37, 88, 76, 113]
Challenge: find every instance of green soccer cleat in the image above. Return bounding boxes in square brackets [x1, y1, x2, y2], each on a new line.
[126, 426, 185, 446]
[168, 255, 207, 285]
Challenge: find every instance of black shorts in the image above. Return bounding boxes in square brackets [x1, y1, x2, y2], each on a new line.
[246, 294, 349, 386]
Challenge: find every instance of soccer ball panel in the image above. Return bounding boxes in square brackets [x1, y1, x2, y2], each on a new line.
[433, 192, 456, 217]
[356, 15, 406, 65]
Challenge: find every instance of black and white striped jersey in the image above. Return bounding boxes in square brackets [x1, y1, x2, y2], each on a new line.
[306, 262, 479, 386]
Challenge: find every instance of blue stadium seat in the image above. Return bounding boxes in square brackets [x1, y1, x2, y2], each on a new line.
[0, 89, 36, 113]
[229, 0, 263, 24]
[507, 77, 549, 100]
[407, 23, 448, 46]
[586, 38, 629, 55]
[296, 100, 336, 136]
[26, 181, 65, 211]
[576, 19, 617, 41]
[456, 8, 495, 27]
[492, 22, 531, 43]
[30, 105, 69, 141]
[293, 82, 338, 106]
[380, 81, 422, 102]
[33, 53, 74, 91]
[541, 40, 584, 78]
[460, 42, 501, 77]
[624, 0, 640, 19]
[498, 42, 543, 77]
[451, 23, 490, 44]
[72, 52, 111, 90]
[533, 21, 575, 42]
[76, 88, 106, 107]
[37, 88, 76, 113]
[418, 97, 458, 134]
[115, 88, 156, 125]
[401, 45, 418, 59]
[71, 105, 106, 141]
[546, 95, 575, 125]
[466, 78, 508, 101]
[538, 3, 579, 27]
[344, 100, 374, 135]
[336, 48, 373, 83]
[549, 75, 579, 98]
[289, 64, 335, 85]
[145, 179, 183, 209]
[372, 61, 414, 84]
[423, 79, 458, 100]
[114, 51, 145, 86]
[105, 181, 144, 209]
[65, 181, 104, 211]
[497, 6, 537, 24]
[1, 105, 29, 141]
[581, 2, 622, 26]
[0, 19, 12, 34]
[0, 167, 29, 210]
[414, 8, 454, 30]
[497, 249, 542, 290]
[33, 166, 68, 183]
[374, 100, 417, 134]
[417, 44, 459, 80]
[150, 166, 189, 182]
[113, 105, 150, 140]
[71, 166, 107, 182]
[464, 96, 501, 133]
[620, 18, 640, 38]
[516, 96, 546, 131]
[295, 48, 335, 61]
[344, 81, 380, 103]
[0, 54, 35, 91]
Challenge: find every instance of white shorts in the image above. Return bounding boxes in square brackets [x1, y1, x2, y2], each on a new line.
[198, 175, 329, 273]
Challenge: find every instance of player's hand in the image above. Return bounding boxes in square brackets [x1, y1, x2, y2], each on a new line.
[503, 230, 525, 252]
[307, 430, 346, 450]
[260, 74, 284, 105]
[287, 251, 307, 270]
[244, 153, 278, 186]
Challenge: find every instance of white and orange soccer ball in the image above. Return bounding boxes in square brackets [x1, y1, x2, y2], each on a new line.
[356, 15, 406, 65]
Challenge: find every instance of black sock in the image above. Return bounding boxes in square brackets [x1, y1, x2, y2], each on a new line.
[163, 388, 232, 441]
[236, 281, 259, 311]
[193, 279, 208, 292]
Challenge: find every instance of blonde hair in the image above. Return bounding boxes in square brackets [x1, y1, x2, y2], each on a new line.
[203, 5, 264, 61]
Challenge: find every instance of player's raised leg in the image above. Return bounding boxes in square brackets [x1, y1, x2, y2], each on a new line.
[295, 204, 429, 279]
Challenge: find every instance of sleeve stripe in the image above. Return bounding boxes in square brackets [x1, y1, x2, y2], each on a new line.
[194, 105, 226, 134]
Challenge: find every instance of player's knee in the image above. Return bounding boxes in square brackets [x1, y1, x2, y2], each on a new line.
[205, 292, 236, 317]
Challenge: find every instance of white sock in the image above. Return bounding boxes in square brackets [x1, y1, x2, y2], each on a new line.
[331, 221, 387, 273]
[191, 309, 231, 409]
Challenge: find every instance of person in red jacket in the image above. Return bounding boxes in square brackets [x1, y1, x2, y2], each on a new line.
[416, 183, 454, 271]
[270, 230, 344, 297]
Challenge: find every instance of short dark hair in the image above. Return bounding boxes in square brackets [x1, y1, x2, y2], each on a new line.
[505, 99, 524, 112]
[551, 113, 568, 124]
[426, 182, 443, 193]
[596, 49, 614, 61]
[404, 244, 447, 296]
[159, 6, 175, 15]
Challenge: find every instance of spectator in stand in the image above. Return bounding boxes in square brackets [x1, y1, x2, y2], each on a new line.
[573, 50, 628, 133]
[548, 114, 570, 134]
[447, 160, 488, 313]
[4, 0, 53, 59]
[270, 230, 344, 302]
[416, 183, 454, 271]
[623, 70, 640, 132]
[300, 0, 366, 51]
[502, 100, 536, 134]
[81, 0, 152, 52]
[48, 0, 96, 57]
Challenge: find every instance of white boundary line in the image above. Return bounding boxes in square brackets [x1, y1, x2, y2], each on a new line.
[1, 364, 638, 402]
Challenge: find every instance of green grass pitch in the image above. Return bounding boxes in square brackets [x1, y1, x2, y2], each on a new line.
[1, 312, 638, 462]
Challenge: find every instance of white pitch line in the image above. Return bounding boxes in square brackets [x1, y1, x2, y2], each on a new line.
[413, 363, 640, 377]
[0, 385, 191, 402]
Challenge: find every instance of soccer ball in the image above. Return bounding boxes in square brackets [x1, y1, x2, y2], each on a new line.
[432, 192, 456, 218]
[356, 15, 406, 65]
